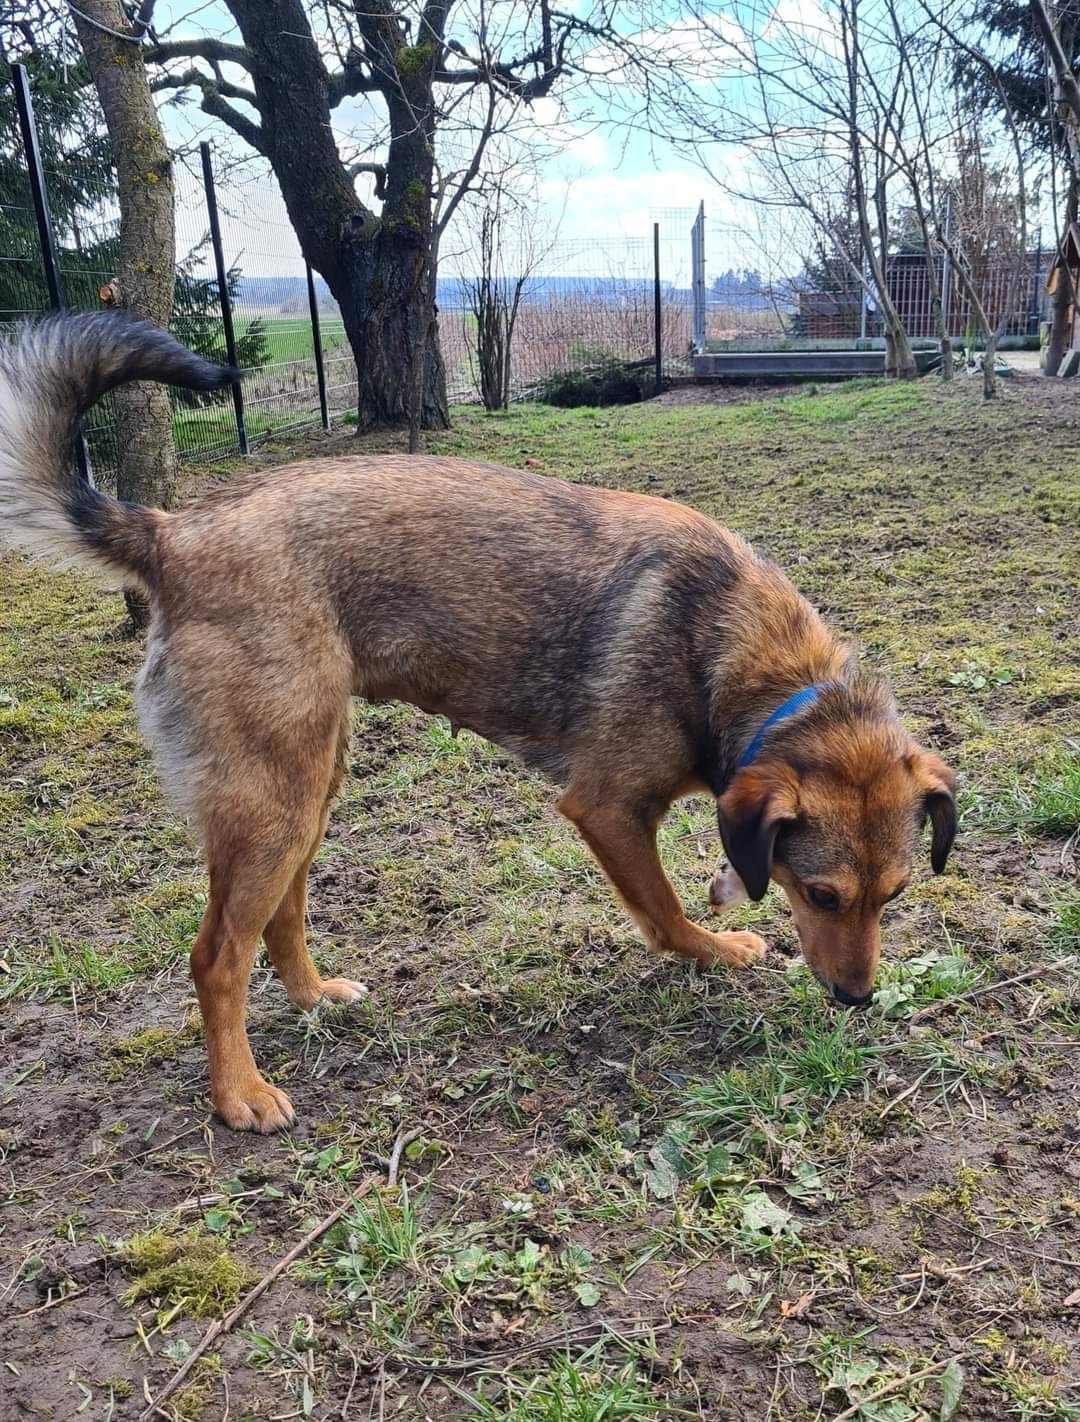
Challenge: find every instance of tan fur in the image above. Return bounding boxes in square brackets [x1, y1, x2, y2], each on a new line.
[9, 427, 957, 1128]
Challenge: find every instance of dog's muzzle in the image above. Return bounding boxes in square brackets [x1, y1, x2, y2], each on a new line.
[828, 982, 874, 1009]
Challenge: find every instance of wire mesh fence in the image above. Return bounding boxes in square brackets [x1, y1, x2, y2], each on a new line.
[2, 54, 1054, 484]
[444, 234, 660, 404]
[694, 216, 1051, 351]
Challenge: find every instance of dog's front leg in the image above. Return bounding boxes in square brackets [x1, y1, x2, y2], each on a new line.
[557, 792, 766, 969]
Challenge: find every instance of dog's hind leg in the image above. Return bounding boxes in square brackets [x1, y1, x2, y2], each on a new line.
[191, 831, 311, 1132]
[261, 710, 365, 1011]
[188, 700, 350, 1131]
[558, 791, 766, 970]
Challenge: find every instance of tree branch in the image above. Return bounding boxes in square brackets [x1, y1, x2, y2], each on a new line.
[327, 52, 381, 104]
[144, 37, 253, 69]
[151, 65, 266, 153]
[1031, 0, 1080, 125]
[348, 160, 388, 199]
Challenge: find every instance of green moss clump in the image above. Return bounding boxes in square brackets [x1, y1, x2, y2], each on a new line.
[117, 1229, 251, 1319]
[171, 1356, 222, 1421]
[395, 43, 433, 76]
[105, 1021, 200, 1079]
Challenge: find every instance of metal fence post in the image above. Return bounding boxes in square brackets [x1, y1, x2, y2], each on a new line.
[941, 191, 954, 339]
[691, 201, 706, 353]
[12, 61, 93, 486]
[199, 141, 248, 456]
[306, 260, 330, 431]
[653, 222, 663, 396]
[859, 248, 869, 343]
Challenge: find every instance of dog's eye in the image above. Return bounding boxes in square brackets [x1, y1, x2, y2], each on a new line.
[807, 885, 841, 912]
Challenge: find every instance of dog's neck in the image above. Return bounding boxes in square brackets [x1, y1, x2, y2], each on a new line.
[698, 560, 852, 791]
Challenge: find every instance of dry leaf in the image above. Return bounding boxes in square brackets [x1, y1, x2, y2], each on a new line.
[779, 1292, 815, 1319]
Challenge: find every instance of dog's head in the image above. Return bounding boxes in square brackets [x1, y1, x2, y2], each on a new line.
[715, 682, 955, 1006]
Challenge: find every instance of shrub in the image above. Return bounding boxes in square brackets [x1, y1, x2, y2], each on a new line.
[539, 354, 646, 408]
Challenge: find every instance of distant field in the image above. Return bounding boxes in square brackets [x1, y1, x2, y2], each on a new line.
[236, 313, 348, 364]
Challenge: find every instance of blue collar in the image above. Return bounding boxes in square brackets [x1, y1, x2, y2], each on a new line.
[738, 684, 832, 768]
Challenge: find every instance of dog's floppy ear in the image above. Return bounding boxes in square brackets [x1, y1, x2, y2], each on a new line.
[717, 765, 799, 902]
[912, 752, 957, 874]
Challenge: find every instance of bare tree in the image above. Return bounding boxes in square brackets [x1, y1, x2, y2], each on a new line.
[936, 132, 1027, 398]
[669, 0, 921, 378]
[461, 176, 558, 410]
[874, 0, 956, 378]
[68, 0, 177, 508]
[1031, 0, 1080, 373]
[918, 5, 1029, 398]
[142, 2, 667, 435]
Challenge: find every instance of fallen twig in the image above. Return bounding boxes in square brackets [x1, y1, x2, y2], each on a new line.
[878, 1064, 938, 1119]
[832, 1360, 951, 1421]
[908, 957, 1075, 1026]
[6, 1285, 88, 1321]
[387, 1127, 426, 1188]
[139, 1173, 379, 1420]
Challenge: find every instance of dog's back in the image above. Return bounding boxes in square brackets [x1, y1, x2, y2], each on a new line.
[153, 453, 755, 775]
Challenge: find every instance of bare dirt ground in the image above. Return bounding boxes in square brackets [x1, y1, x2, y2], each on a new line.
[1, 371, 1077, 1421]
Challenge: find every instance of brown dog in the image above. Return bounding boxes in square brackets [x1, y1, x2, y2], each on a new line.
[0, 314, 956, 1131]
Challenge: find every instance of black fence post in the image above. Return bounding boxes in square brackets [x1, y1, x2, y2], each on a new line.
[306, 260, 330, 431]
[12, 61, 93, 486]
[199, 142, 249, 456]
[653, 222, 663, 396]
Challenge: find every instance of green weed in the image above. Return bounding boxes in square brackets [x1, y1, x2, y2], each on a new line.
[998, 753, 1080, 838]
[450, 1343, 678, 1421]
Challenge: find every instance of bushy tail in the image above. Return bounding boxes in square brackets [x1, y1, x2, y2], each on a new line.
[0, 311, 239, 586]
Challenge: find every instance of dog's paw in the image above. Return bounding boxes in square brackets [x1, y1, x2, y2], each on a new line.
[704, 929, 768, 969]
[709, 861, 750, 913]
[317, 977, 369, 1006]
[214, 1075, 296, 1133]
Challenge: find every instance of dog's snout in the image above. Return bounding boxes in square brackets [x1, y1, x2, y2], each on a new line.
[830, 982, 874, 1009]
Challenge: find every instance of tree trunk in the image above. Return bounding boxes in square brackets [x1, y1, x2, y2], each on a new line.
[1046, 172, 1078, 376]
[69, 0, 178, 509]
[222, 0, 449, 433]
[335, 234, 448, 431]
[983, 334, 997, 400]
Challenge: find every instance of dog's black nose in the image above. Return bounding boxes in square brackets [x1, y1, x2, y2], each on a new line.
[830, 983, 874, 1009]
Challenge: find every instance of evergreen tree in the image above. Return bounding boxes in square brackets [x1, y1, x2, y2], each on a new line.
[170, 237, 269, 406]
[956, 1, 1076, 159]
[0, 43, 114, 320]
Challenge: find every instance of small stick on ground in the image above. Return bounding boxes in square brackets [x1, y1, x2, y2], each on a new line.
[7, 1285, 88, 1321]
[387, 1126, 426, 1188]
[139, 1173, 379, 1421]
[878, 1065, 937, 1119]
[908, 957, 1074, 1026]
[832, 1361, 952, 1422]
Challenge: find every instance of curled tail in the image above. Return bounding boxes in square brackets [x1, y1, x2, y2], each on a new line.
[0, 311, 239, 587]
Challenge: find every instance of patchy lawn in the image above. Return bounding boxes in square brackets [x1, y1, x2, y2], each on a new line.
[1, 373, 1078, 1421]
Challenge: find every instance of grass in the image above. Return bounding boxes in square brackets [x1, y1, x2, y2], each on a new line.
[999, 751, 1080, 838]
[449, 1345, 679, 1421]
[237, 314, 347, 365]
[2, 375, 1078, 1418]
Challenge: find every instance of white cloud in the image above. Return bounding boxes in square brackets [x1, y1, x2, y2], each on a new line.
[763, 0, 844, 59]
